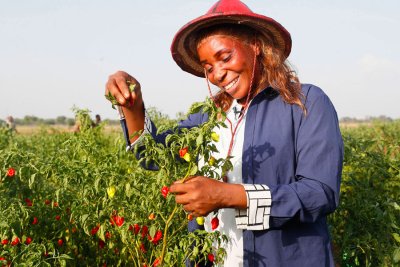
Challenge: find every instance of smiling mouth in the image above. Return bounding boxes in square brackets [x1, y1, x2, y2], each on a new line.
[223, 77, 239, 92]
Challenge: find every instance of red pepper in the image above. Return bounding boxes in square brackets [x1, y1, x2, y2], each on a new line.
[151, 230, 163, 245]
[98, 239, 105, 249]
[161, 186, 169, 198]
[179, 147, 188, 158]
[105, 231, 111, 239]
[133, 224, 140, 235]
[6, 167, 15, 177]
[153, 258, 161, 267]
[91, 225, 100, 236]
[25, 198, 33, 207]
[141, 225, 148, 238]
[211, 216, 219, 230]
[11, 237, 20, 246]
[110, 215, 124, 227]
[25, 237, 32, 245]
[140, 242, 147, 253]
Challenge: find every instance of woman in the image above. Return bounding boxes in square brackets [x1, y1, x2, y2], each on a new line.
[105, 0, 343, 266]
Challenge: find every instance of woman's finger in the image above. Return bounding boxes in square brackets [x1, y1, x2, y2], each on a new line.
[169, 181, 190, 194]
[114, 75, 132, 100]
[106, 78, 128, 106]
[173, 190, 190, 204]
[183, 204, 192, 213]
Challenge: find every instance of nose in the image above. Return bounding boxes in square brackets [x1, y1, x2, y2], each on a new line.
[214, 65, 227, 83]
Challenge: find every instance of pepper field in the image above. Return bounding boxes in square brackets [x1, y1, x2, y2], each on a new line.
[0, 108, 399, 266]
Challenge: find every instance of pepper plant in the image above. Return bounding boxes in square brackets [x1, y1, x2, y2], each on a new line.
[129, 97, 232, 266]
[0, 99, 230, 266]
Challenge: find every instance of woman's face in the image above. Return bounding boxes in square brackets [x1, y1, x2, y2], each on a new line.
[197, 34, 259, 100]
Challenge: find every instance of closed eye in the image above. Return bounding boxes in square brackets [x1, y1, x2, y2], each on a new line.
[204, 65, 213, 73]
[222, 55, 231, 63]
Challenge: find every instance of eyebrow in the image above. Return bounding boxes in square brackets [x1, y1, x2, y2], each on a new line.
[199, 48, 231, 65]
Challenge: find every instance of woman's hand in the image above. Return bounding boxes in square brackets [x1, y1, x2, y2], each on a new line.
[105, 70, 143, 110]
[105, 70, 145, 142]
[170, 176, 247, 217]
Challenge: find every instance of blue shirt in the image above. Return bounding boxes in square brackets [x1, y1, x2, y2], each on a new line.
[143, 84, 343, 267]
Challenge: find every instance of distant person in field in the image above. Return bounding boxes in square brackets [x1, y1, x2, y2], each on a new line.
[72, 113, 100, 132]
[94, 114, 102, 126]
[6, 116, 17, 133]
[105, 0, 344, 266]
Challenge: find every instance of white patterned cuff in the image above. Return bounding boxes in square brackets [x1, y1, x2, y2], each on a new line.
[127, 109, 152, 151]
[235, 184, 271, 230]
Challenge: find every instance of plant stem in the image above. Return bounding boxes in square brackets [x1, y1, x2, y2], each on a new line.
[160, 161, 194, 264]
[182, 162, 193, 183]
[160, 205, 179, 264]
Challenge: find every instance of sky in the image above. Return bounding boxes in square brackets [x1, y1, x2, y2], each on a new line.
[1, 0, 399, 120]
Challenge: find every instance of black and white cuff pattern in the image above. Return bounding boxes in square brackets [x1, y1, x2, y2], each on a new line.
[235, 184, 271, 230]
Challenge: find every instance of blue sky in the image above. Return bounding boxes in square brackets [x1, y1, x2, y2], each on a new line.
[1, 0, 399, 120]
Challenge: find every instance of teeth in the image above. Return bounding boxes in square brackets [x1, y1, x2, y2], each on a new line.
[224, 78, 238, 90]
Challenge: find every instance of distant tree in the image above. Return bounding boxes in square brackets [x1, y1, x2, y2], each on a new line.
[56, 116, 67, 125]
[365, 116, 393, 122]
[66, 118, 75, 126]
[23, 115, 41, 125]
[44, 119, 56, 125]
[377, 115, 393, 122]
[340, 117, 360, 123]
[104, 119, 119, 125]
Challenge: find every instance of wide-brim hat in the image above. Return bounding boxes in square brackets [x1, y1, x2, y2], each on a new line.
[171, 0, 292, 77]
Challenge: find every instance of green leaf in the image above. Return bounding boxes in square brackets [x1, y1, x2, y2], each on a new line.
[192, 246, 199, 257]
[394, 248, 400, 263]
[391, 202, 400, 211]
[196, 133, 203, 146]
[392, 233, 400, 244]
[189, 165, 198, 176]
[201, 241, 208, 253]
[105, 91, 119, 109]
[81, 214, 89, 223]
[98, 224, 106, 241]
[128, 82, 136, 93]
[28, 173, 36, 189]
[94, 177, 101, 193]
[125, 183, 132, 198]
[188, 102, 204, 115]
[149, 225, 156, 238]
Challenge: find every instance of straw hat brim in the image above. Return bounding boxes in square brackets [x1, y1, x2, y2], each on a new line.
[171, 12, 292, 77]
